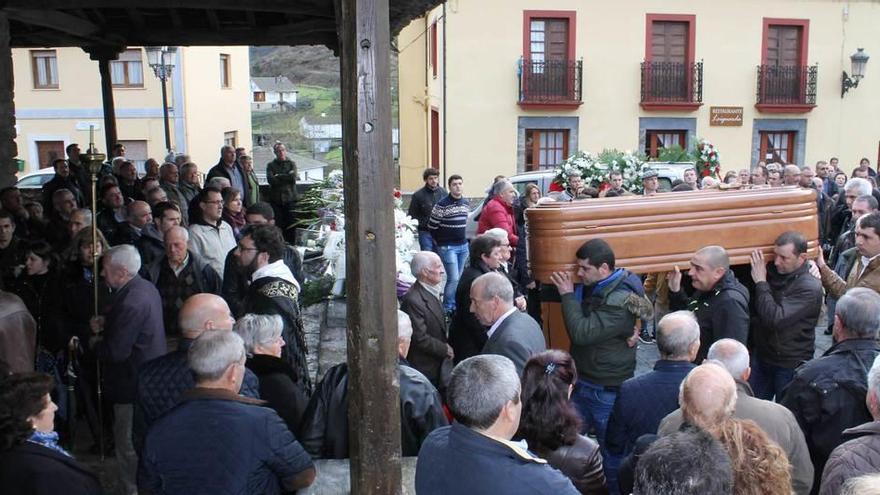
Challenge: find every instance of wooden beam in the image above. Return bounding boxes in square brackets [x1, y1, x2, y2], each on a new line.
[245, 10, 256, 28]
[338, 0, 402, 493]
[126, 8, 145, 30]
[167, 8, 182, 29]
[205, 9, 220, 31]
[84, 46, 122, 157]
[5, 8, 101, 39]
[2, 1, 335, 17]
[0, 13, 17, 188]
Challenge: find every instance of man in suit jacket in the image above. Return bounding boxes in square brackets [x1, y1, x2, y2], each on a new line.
[471, 271, 545, 374]
[401, 251, 454, 386]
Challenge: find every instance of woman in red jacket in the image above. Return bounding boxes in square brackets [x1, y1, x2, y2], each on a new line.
[477, 179, 519, 247]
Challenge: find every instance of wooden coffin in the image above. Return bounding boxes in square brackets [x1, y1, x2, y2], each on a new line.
[525, 186, 819, 283]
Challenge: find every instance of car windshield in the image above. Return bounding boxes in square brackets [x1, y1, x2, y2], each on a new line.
[16, 175, 49, 187]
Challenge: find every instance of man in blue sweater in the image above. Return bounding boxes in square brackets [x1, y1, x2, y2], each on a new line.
[428, 174, 470, 313]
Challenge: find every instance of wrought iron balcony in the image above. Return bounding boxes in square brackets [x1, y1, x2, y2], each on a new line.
[756, 64, 818, 110]
[640, 61, 703, 110]
[518, 58, 583, 107]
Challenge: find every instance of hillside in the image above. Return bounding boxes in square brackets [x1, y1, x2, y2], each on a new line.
[250, 45, 399, 88]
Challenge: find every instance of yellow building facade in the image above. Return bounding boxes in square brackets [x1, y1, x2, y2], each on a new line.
[12, 45, 251, 174]
[397, 0, 880, 192]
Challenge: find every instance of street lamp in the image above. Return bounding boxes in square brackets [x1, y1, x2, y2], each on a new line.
[842, 48, 869, 97]
[145, 46, 177, 152]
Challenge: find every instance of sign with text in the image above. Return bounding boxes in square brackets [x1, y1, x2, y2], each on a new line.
[709, 106, 743, 126]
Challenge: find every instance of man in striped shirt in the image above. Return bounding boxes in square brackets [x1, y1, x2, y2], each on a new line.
[428, 174, 470, 313]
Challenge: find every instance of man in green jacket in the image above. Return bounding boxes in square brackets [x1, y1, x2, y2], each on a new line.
[266, 143, 298, 239]
[550, 238, 652, 492]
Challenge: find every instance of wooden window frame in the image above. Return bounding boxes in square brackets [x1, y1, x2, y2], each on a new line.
[525, 129, 569, 171]
[429, 21, 438, 78]
[645, 130, 687, 158]
[224, 131, 238, 148]
[30, 50, 59, 89]
[253, 91, 266, 102]
[642, 14, 699, 111]
[520, 10, 579, 109]
[110, 49, 144, 88]
[219, 54, 231, 89]
[430, 107, 440, 169]
[759, 130, 797, 165]
[757, 18, 813, 113]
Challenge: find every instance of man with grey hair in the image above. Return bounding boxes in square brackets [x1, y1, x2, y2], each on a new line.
[67, 207, 93, 240]
[178, 162, 201, 205]
[821, 354, 880, 494]
[206, 144, 249, 201]
[669, 245, 750, 363]
[415, 354, 578, 494]
[90, 244, 165, 495]
[660, 338, 814, 493]
[606, 311, 699, 462]
[139, 330, 316, 494]
[299, 310, 447, 458]
[401, 251, 453, 385]
[112, 200, 152, 246]
[472, 272, 545, 374]
[782, 287, 880, 489]
[133, 294, 257, 453]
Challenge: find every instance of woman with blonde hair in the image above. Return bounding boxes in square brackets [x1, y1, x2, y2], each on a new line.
[708, 418, 792, 495]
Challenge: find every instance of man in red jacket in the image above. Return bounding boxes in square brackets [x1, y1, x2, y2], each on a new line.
[477, 179, 518, 249]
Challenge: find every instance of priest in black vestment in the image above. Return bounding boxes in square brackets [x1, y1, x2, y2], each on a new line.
[236, 224, 312, 393]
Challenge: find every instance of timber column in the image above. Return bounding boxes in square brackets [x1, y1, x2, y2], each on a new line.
[0, 13, 17, 188]
[337, 0, 402, 493]
[84, 46, 122, 158]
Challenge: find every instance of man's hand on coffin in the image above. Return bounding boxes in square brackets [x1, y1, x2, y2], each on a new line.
[667, 266, 683, 293]
[815, 247, 827, 268]
[750, 250, 768, 283]
[550, 271, 575, 295]
[515, 296, 527, 311]
[808, 261, 822, 280]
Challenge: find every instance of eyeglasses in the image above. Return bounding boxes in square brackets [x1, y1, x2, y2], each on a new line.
[236, 245, 258, 252]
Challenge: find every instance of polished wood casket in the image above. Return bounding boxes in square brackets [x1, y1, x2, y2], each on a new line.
[525, 187, 820, 349]
[526, 186, 820, 282]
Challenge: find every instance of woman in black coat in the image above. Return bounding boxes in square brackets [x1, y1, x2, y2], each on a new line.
[517, 350, 607, 494]
[12, 241, 65, 354]
[448, 235, 503, 364]
[235, 313, 310, 433]
[0, 372, 103, 494]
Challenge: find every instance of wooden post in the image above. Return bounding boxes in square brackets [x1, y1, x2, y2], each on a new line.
[337, 0, 402, 492]
[0, 13, 18, 188]
[85, 47, 121, 157]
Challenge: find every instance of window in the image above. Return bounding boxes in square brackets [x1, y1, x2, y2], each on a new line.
[110, 49, 144, 88]
[224, 131, 238, 148]
[525, 129, 568, 171]
[253, 91, 266, 102]
[642, 14, 699, 107]
[117, 140, 148, 171]
[759, 131, 797, 165]
[219, 54, 231, 88]
[430, 109, 440, 169]
[31, 50, 58, 89]
[644, 130, 686, 158]
[429, 21, 438, 78]
[758, 19, 814, 109]
[520, 11, 579, 105]
[35, 141, 64, 169]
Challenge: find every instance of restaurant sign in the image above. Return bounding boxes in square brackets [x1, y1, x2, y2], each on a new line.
[709, 106, 744, 126]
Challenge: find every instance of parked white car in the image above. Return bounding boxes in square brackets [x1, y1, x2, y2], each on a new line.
[14, 168, 55, 190]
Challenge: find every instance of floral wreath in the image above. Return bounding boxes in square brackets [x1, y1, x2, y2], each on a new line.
[693, 138, 721, 178]
[552, 149, 647, 193]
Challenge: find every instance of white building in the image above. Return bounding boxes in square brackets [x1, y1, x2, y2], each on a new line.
[251, 76, 297, 112]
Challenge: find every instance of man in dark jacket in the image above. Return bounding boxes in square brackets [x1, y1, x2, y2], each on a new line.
[206, 145, 249, 202]
[138, 330, 315, 494]
[111, 200, 152, 246]
[135, 201, 181, 268]
[549, 238, 651, 493]
[41, 158, 83, 217]
[133, 293, 259, 453]
[96, 183, 126, 243]
[90, 244, 166, 495]
[669, 245, 750, 363]
[781, 287, 880, 493]
[142, 226, 222, 336]
[415, 354, 578, 494]
[819, 354, 880, 495]
[298, 311, 448, 458]
[400, 251, 453, 386]
[266, 143, 298, 234]
[408, 167, 446, 252]
[606, 311, 699, 460]
[749, 232, 823, 401]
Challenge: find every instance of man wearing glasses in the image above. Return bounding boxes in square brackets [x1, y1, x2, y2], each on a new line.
[188, 187, 236, 278]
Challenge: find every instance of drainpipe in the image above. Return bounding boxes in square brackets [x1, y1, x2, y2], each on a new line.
[442, 1, 448, 186]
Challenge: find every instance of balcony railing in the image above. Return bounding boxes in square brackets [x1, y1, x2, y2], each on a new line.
[756, 64, 817, 106]
[640, 61, 703, 105]
[518, 58, 583, 105]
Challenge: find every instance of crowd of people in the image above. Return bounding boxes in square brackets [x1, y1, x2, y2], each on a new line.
[0, 150, 880, 494]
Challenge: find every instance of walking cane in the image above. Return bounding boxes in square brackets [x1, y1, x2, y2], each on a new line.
[83, 126, 106, 462]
